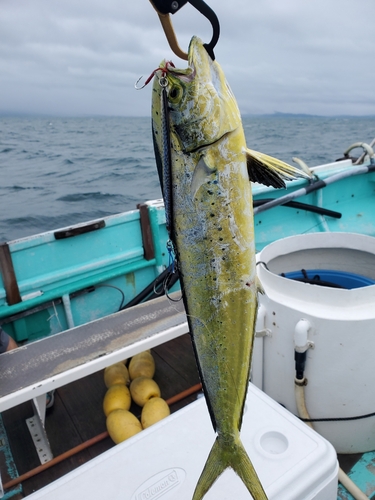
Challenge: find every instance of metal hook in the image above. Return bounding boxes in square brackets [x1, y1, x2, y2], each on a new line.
[149, 0, 220, 60]
[134, 76, 146, 90]
[188, 0, 220, 60]
[134, 61, 175, 90]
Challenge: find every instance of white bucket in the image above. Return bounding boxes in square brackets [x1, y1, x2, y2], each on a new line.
[255, 232, 375, 453]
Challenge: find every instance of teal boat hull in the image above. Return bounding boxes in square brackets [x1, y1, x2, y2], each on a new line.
[1, 158, 374, 343]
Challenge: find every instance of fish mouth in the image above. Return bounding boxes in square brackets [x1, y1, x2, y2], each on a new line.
[167, 61, 196, 83]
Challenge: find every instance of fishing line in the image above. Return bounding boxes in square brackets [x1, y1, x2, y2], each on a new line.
[95, 284, 126, 311]
[164, 240, 183, 302]
[164, 273, 183, 302]
[47, 300, 63, 331]
[299, 411, 375, 423]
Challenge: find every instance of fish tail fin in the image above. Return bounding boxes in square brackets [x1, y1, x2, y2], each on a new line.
[192, 438, 226, 500]
[192, 436, 268, 500]
[231, 438, 268, 500]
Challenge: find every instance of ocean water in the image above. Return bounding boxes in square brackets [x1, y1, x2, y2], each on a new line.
[1, 114, 374, 242]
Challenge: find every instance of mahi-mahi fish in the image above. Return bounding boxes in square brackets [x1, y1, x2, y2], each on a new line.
[151, 36, 310, 500]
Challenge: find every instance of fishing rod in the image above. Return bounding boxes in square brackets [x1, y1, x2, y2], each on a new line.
[253, 160, 375, 216]
[253, 199, 341, 219]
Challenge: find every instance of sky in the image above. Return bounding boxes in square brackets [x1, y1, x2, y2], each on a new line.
[1, 0, 375, 117]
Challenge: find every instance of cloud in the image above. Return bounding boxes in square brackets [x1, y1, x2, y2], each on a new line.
[1, 0, 374, 116]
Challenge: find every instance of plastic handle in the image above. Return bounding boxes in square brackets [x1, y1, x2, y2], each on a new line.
[150, 0, 188, 15]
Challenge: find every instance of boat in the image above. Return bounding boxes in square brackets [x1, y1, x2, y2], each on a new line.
[1, 139, 375, 499]
[2, 142, 374, 344]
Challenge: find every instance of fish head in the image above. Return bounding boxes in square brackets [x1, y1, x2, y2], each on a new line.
[151, 36, 241, 153]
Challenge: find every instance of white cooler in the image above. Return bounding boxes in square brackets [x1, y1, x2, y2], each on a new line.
[27, 383, 338, 499]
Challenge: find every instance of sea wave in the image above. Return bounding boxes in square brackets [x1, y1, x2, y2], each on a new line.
[0, 114, 374, 242]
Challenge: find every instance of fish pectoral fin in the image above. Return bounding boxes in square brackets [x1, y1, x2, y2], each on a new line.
[191, 156, 215, 199]
[193, 436, 268, 500]
[245, 148, 312, 189]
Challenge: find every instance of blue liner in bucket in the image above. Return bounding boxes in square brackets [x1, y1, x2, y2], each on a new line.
[282, 269, 375, 289]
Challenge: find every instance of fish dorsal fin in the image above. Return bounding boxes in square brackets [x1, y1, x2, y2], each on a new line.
[245, 148, 312, 189]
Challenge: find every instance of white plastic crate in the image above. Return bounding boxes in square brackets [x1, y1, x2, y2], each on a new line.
[27, 383, 338, 499]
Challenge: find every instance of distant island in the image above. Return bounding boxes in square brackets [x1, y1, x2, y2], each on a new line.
[241, 112, 375, 118]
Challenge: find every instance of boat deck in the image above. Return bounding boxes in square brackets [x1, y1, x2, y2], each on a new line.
[0, 330, 372, 499]
[1, 333, 200, 498]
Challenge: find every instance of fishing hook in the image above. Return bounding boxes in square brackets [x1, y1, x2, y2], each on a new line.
[148, 0, 220, 60]
[134, 61, 175, 90]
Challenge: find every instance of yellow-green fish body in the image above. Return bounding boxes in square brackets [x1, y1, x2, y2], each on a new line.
[151, 36, 309, 500]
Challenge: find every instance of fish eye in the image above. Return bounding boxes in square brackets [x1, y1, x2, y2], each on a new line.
[168, 85, 182, 101]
